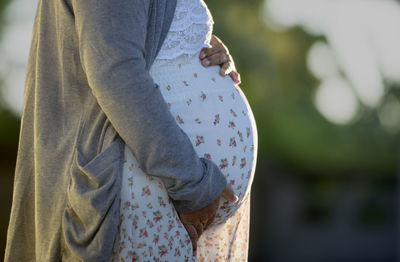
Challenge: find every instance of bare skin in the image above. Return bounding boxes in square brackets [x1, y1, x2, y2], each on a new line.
[177, 184, 238, 255]
[199, 34, 241, 85]
[175, 35, 240, 255]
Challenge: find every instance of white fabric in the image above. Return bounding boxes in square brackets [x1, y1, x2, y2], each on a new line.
[112, 50, 257, 261]
[111, 1, 258, 260]
[155, 0, 214, 61]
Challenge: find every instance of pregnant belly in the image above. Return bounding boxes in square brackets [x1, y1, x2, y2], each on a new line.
[150, 53, 258, 224]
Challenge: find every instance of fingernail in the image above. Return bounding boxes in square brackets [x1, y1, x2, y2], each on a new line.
[203, 59, 210, 66]
[200, 53, 206, 58]
[233, 195, 239, 203]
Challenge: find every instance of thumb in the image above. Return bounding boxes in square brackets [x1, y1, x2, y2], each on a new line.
[221, 184, 239, 203]
[185, 224, 198, 255]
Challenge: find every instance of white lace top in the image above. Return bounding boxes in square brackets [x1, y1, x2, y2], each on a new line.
[155, 0, 214, 62]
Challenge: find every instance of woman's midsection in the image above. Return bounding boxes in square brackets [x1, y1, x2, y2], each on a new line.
[149, 52, 258, 224]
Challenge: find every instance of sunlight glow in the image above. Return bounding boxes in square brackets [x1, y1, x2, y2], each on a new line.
[0, 0, 36, 115]
[264, 0, 400, 124]
[313, 77, 359, 125]
[378, 94, 400, 133]
[307, 42, 338, 80]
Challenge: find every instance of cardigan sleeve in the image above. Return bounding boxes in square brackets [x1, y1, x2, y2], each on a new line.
[71, 0, 227, 213]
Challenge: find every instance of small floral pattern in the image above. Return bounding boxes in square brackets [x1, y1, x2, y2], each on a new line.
[112, 52, 258, 262]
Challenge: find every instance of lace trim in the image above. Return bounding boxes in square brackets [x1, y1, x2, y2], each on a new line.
[168, 0, 214, 31]
[152, 53, 203, 68]
[156, 23, 213, 60]
[155, 0, 214, 61]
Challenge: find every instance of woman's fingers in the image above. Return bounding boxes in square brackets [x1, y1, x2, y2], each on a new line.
[229, 71, 241, 84]
[194, 222, 204, 238]
[219, 61, 235, 76]
[200, 49, 242, 84]
[199, 45, 223, 60]
[201, 52, 229, 67]
[185, 224, 198, 255]
[177, 184, 238, 257]
[177, 195, 221, 256]
[203, 213, 215, 230]
[199, 35, 242, 83]
[221, 184, 239, 203]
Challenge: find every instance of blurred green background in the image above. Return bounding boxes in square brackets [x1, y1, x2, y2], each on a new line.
[1, 0, 399, 261]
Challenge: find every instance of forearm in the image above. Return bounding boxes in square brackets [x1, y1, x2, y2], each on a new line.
[71, 0, 227, 213]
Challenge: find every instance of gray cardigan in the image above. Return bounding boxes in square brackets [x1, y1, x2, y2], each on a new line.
[4, 0, 227, 261]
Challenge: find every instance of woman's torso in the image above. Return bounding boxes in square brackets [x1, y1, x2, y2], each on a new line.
[148, 0, 258, 221]
[114, 1, 258, 259]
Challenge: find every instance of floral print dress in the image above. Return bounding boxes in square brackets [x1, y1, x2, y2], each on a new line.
[112, 0, 258, 261]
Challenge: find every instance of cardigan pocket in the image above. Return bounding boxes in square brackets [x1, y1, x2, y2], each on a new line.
[62, 137, 123, 262]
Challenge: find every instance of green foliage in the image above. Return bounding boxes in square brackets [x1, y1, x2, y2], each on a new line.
[0, 0, 12, 41]
[208, 0, 399, 176]
[0, 0, 20, 166]
[0, 0, 398, 176]
[0, 106, 20, 165]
